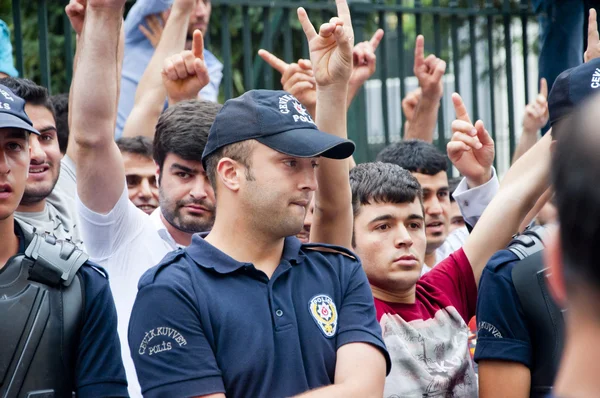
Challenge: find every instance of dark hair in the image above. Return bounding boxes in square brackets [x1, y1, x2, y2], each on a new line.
[448, 176, 462, 202]
[350, 162, 423, 217]
[116, 136, 153, 158]
[551, 93, 600, 292]
[50, 93, 69, 154]
[0, 77, 55, 119]
[204, 140, 255, 191]
[153, 99, 221, 171]
[376, 139, 448, 176]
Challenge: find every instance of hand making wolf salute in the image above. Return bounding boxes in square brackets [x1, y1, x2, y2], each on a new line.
[128, 1, 390, 397]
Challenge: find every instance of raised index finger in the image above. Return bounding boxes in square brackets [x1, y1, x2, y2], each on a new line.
[192, 30, 205, 60]
[589, 9, 599, 45]
[258, 49, 289, 75]
[452, 92, 472, 124]
[369, 29, 384, 51]
[414, 35, 425, 69]
[539, 77, 548, 98]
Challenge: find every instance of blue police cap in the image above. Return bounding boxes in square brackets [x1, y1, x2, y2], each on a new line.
[549, 58, 600, 126]
[0, 83, 39, 135]
[202, 90, 355, 168]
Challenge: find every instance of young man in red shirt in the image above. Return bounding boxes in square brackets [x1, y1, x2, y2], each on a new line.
[349, 97, 553, 396]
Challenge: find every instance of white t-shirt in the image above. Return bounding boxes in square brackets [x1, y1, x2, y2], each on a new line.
[15, 156, 84, 246]
[77, 184, 178, 398]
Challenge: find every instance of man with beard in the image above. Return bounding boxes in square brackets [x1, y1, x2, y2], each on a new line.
[0, 77, 82, 244]
[116, 0, 222, 137]
[116, 136, 160, 215]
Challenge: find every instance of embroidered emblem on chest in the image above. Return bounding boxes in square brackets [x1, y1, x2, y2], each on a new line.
[309, 294, 338, 338]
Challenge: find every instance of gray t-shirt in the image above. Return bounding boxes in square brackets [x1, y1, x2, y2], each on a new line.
[14, 155, 83, 247]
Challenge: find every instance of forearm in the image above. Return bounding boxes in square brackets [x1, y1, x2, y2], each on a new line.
[403, 96, 440, 143]
[72, 6, 122, 149]
[311, 85, 353, 248]
[346, 78, 362, 108]
[512, 129, 538, 165]
[72, 5, 127, 214]
[465, 133, 551, 283]
[122, 5, 192, 139]
[293, 383, 379, 398]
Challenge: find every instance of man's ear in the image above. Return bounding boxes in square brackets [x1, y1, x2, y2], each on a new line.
[545, 225, 568, 307]
[217, 158, 242, 192]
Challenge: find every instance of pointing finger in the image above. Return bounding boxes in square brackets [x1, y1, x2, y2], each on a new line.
[192, 30, 204, 60]
[258, 49, 289, 75]
[452, 92, 472, 124]
[369, 29, 384, 51]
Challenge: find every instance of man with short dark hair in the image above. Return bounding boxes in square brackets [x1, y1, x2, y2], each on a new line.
[0, 83, 127, 398]
[0, 77, 81, 244]
[350, 98, 552, 395]
[129, 3, 390, 396]
[116, 136, 159, 214]
[376, 137, 498, 268]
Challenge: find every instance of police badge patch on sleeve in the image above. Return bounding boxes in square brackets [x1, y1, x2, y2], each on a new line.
[309, 295, 338, 338]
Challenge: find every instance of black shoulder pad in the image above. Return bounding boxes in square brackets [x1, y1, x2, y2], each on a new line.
[508, 225, 547, 260]
[302, 243, 357, 260]
[25, 232, 89, 287]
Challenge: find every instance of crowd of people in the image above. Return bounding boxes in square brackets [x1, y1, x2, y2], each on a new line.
[1, 0, 600, 397]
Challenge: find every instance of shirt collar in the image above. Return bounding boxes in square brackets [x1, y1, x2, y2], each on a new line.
[186, 233, 305, 274]
[150, 207, 180, 249]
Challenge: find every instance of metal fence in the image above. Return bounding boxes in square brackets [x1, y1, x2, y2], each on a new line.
[4, 0, 538, 170]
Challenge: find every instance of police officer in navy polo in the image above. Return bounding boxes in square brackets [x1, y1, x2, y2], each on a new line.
[128, 4, 390, 396]
[0, 83, 128, 397]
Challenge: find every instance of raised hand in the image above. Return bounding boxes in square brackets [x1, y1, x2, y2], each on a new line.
[349, 29, 384, 87]
[585, 9, 600, 62]
[258, 49, 317, 114]
[448, 93, 495, 187]
[139, 14, 164, 48]
[523, 78, 549, 133]
[414, 35, 446, 101]
[161, 29, 209, 104]
[65, 0, 86, 36]
[297, 0, 354, 87]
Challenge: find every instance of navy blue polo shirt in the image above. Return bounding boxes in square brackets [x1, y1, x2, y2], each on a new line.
[13, 222, 128, 397]
[474, 249, 532, 367]
[128, 234, 390, 398]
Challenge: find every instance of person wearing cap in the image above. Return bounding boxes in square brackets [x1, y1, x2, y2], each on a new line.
[474, 57, 600, 398]
[127, 3, 390, 396]
[0, 83, 128, 397]
[0, 77, 82, 245]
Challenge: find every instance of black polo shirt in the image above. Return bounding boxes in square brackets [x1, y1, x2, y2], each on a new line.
[128, 234, 390, 398]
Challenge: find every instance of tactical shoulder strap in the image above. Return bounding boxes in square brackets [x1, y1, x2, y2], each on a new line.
[510, 228, 565, 397]
[22, 230, 89, 288]
[508, 225, 547, 260]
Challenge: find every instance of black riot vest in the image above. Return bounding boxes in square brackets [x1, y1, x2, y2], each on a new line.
[0, 225, 89, 398]
[508, 226, 565, 398]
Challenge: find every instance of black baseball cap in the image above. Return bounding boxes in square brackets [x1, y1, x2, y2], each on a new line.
[549, 58, 600, 126]
[0, 84, 39, 135]
[201, 90, 355, 168]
